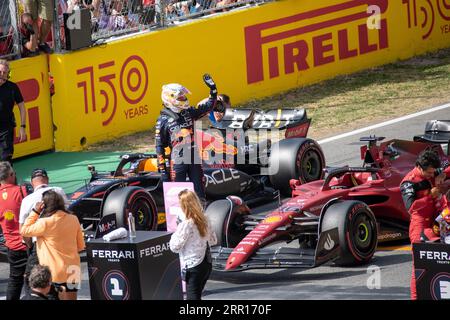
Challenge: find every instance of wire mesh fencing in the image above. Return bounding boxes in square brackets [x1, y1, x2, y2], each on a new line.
[163, 0, 270, 24]
[86, 0, 161, 41]
[0, 0, 20, 60]
[4, 0, 274, 56]
[57, 0, 272, 46]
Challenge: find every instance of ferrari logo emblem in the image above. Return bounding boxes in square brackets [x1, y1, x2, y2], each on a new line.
[263, 215, 282, 224]
[2, 192, 7, 200]
[157, 213, 166, 225]
[4, 210, 14, 221]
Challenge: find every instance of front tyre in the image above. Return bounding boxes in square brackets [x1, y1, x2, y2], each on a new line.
[321, 200, 378, 266]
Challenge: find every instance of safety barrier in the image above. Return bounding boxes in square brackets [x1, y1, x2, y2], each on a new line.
[9, 54, 54, 158]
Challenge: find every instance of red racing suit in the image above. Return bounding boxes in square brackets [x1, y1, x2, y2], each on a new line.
[400, 166, 448, 300]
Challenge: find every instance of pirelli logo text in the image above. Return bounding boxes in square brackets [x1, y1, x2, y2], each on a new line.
[244, 0, 389, 84]
[15, 78, 42, 144]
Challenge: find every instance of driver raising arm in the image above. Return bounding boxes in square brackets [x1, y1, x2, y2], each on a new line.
[155, 74, 222, 201]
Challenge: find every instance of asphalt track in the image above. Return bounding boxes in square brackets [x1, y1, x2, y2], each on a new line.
[1, 102, 449, 300]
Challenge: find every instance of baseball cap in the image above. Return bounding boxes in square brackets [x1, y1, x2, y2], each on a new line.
[31, 168, 48, 179]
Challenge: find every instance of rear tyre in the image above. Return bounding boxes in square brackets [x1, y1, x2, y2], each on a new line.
[269, 138, 325, 196]
[321, 200, 378, 266]
[204, 199, 247, 248]
[102, 186, 158, 231]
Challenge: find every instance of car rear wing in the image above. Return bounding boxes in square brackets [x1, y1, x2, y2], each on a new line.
[210, 108, 311, 139]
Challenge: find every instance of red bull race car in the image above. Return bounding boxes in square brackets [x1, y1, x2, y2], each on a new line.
[207, 121, 450, 271]
[68, 107, 325, 232]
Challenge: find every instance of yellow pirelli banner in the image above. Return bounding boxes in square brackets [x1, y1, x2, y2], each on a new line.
[50, 0, 450, 151]
[10, 55, 54, 158]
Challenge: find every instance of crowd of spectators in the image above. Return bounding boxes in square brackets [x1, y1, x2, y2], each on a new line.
[0, 0, 263, 60]
[0, 4, 14, 59]
[165, 0, 242, 20]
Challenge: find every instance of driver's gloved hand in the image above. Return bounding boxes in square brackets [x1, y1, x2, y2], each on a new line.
[203, 73, 217, 96]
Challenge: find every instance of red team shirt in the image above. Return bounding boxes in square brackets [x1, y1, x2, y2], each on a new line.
[0, 184, 27, 251]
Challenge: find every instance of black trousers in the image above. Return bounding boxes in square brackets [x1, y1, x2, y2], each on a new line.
[185, 256, 212, 300]
[24, 244, 39, 295]
[7, 248, 27, 300]
[172, 163, 206, 200]
[0, 126, 14, 164]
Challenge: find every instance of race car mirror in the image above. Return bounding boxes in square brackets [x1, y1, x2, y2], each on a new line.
[95, 213, 118, 239]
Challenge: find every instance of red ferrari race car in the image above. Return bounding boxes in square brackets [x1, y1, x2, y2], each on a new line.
[207, 120, 450, 271]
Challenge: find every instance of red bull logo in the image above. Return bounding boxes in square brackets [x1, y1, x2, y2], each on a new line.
[173, 128, 193, 140]
[244, 0, 389, 84]
[198, 131, 238, 161]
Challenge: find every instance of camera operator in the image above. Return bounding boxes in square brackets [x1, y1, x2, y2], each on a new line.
[21, 264, 52, 300]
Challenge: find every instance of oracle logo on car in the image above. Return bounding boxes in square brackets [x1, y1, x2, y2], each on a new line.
[244, 0, 389, 84]
[14, 78, 42, 144]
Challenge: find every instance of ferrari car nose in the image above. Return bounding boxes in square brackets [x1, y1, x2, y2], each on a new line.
[225, 256, 240, 271]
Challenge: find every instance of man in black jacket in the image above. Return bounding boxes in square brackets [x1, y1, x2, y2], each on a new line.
[0, 60, 27, 164]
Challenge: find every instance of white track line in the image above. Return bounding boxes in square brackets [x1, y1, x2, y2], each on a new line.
[318, 102, 450, 144]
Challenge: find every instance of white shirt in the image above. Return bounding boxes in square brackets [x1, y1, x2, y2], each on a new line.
[169, 218, 217, 269]
[19, 184, 70, 224]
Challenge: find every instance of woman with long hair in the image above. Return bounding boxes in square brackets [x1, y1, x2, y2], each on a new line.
[20, 190, 85, 300]
[169, 189, 217, 300]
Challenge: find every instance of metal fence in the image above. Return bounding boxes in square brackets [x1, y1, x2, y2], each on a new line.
[164, 0, 268, 24]
[0, 0, 272, 59]
[0, 0, 20, 60]
[87, 0, 161, 41]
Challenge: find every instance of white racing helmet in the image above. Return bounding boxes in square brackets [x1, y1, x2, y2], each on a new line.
[161, 83, 191, 113]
